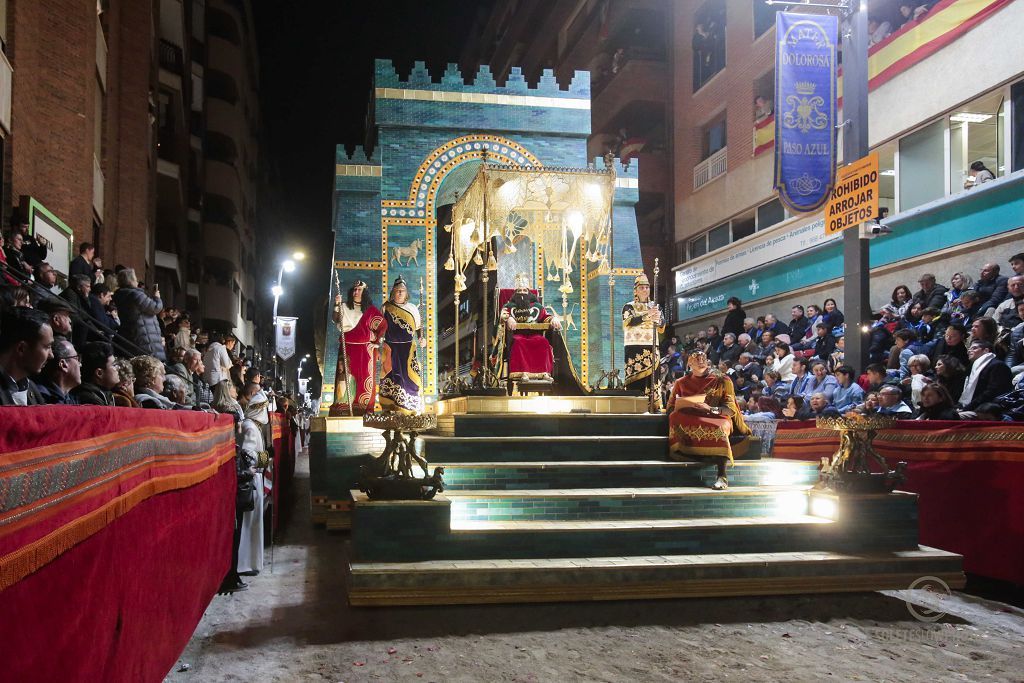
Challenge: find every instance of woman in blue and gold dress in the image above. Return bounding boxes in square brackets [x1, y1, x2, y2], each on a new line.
[379, 276, 426, 413]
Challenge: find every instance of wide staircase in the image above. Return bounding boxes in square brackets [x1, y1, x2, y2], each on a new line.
[346, 411, 963, 606]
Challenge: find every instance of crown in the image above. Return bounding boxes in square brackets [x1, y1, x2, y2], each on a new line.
[352, 279, 367, 288]
[794, 81, 816, 95]
[514, 272, 531, 290]
[634, 272, 650, 288]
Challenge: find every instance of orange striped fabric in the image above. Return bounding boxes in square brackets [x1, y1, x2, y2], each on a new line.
[0, 411, 235, 592]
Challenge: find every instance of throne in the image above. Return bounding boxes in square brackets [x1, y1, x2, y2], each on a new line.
[494, 287, 555, 396]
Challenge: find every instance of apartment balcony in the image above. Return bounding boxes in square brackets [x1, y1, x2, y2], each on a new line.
[203, 222, 241, 273]
[206, 97, 247, 144]
[592, 58, 667, 137]
[205, 159, 244, 216]
[202, 282, 240, 328]
[206, 68, 239, 105]
[693, 147, 727, 192]
[207, 35, 247, 90]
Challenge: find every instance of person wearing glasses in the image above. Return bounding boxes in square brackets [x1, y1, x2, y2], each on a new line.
[35, 338, 81, 405]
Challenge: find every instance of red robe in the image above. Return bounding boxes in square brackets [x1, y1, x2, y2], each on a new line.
[667, 372, 750, 462]
[502, 298, 553, 379]
[330, 304, 386, 416]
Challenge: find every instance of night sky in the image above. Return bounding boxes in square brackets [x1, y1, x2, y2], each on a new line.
[251, 1, 494, 377]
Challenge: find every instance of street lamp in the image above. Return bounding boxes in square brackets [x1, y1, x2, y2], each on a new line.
[271, 250, 305, 383]
[273, 250, 305, 325]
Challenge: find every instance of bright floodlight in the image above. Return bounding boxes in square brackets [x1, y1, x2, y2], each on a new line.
[283, 259, 296, 272]
[293, 251, 306, 261]
[272, 285, 284, 297]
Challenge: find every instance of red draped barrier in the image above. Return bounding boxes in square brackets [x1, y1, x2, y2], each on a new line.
[0, 407, 236, 683]
[774, 420, 1024, 585]
[270, 412, 296, 533]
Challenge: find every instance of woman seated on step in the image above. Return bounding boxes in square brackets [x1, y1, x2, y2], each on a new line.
[666, 351, 751, 491]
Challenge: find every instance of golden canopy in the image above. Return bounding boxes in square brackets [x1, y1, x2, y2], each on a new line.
[444, 162, 615, 305]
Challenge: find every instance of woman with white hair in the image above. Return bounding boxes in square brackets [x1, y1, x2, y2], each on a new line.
[131, 355, 175, 409]
[112, 268, 165, 360]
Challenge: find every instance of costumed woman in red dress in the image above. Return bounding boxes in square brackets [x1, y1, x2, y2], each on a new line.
[329, 279, 386, 416]
[667, 350, 751, 490]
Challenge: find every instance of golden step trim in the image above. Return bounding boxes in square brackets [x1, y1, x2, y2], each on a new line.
[348, 571, 966, 606]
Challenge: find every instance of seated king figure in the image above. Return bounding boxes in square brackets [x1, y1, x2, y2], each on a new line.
[500, 273, 562, 382]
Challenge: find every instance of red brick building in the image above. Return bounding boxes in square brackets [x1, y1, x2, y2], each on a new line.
[0, 0, 266, 345]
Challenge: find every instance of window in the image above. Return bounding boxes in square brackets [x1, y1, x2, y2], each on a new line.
[756, 198, 785, 231]
[1013, 80, 1024, 173]
[876, 142, 896, 217]
[702, 114, 727, 160]
[898, 120, 944, 211]
[708, 222, 730, 252]
[689, 234, 707, 259]
[753, 70, 774, 124]
[692, 1, 726, 91]
[94, 74, 104, 160]
[674, 239, 688, 265]
[0, 0, 8, 51]
[948, 90, 1004, 193]
[753, 1, 781, 39]
[732, 211, 756, 241]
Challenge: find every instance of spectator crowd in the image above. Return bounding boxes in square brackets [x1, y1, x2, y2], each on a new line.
[660, 253, 1024, 424]
[0, 224, 313, 595]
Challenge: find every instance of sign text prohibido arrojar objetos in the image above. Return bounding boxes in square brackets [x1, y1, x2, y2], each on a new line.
[773, 12, 838, 214]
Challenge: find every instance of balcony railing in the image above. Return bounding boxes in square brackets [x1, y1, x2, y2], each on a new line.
[158, 39, 183, 75]
[693, 147, 727, 191]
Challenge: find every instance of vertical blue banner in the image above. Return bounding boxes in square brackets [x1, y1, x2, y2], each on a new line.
[774, 12, 838, 213]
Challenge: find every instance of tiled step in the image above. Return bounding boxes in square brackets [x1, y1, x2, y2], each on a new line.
[438, 459, 820, 490]
[446, 485, 815, 522]
[419, 435, 669, 462]
[353, 514, 846, 562]
[347, 546, 966, 606]
[449, 413, 668, 437]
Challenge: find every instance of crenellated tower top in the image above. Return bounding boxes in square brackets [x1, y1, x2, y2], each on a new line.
[374, 59, 590, 99]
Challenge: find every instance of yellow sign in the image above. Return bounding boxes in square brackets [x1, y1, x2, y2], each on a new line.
[825, 152, 879, 235]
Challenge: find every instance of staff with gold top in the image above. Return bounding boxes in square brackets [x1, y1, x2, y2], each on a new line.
[329, 276, 386, 417]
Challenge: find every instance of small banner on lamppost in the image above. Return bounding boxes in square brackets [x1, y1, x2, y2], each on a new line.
[276, 316, 297, 360]
[825, 152, 880, 235]
[774, 12, 838, 214]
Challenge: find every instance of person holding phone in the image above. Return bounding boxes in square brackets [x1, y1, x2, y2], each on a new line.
[112, 267, 165, 360]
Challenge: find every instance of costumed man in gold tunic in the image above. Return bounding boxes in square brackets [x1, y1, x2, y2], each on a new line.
[622, 272, 665, 391]
[667, 351, 751, 490]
